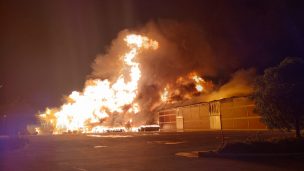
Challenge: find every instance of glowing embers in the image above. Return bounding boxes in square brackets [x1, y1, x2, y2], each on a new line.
[38, 34, 158, 134]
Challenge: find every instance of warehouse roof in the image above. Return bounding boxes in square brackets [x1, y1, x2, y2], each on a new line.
[154, 95, 250, 111]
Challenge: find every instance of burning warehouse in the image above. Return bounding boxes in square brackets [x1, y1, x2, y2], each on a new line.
[156, 96, 267, 131]
[35, 22, 266, 135]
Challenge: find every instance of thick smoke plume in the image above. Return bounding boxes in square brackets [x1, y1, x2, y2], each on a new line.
[91, 20, 256, 124]
[201, 68, 256, 102]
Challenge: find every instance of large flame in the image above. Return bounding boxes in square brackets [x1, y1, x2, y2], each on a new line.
[39, 34, 158, 134]
[160, 72, 212, 102]
[189, 72, 205, 92]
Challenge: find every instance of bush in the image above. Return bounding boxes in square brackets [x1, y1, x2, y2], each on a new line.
[218, 137, 304, 154]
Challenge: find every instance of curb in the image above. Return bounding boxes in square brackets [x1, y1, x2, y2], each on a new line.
[175, 151, 200, 158]
[198, 151, 304, 158]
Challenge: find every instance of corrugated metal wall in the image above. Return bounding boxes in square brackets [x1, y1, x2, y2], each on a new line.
[158, 96, 267, 131]
[220, 97, 267, 130]
[179, 103, 210, 130]
[158, 109, 177, 130]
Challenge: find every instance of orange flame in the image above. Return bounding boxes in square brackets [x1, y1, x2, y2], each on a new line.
[160, 72, 208, 102]
[38, 34, 158, 134]
[189, 72, 205, 92]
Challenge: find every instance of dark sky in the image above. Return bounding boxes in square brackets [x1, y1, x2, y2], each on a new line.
[0, 0, 304, 130]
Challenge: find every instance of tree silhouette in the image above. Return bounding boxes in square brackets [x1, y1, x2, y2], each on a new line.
[253, 57, 304, 138]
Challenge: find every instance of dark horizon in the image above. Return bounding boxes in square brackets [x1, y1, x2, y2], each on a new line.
[1, 0, 304, 133]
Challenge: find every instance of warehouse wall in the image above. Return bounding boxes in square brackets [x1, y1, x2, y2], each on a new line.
[178, 103, 210, 130]
[220, 97, 267, 130]
[209, 101, 221, 130]
[158, 96, 267, 131]
[158, 109, 177, 131]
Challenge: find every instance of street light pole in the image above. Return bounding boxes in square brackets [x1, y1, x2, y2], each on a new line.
[219, 102, 225, 148]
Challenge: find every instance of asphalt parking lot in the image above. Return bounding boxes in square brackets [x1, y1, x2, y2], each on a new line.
[1, 131, 303, 171]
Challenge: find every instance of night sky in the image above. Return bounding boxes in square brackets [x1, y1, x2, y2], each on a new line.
[1, 0, 304, 132]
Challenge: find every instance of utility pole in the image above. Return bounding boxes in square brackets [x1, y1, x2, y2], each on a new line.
[2, 115, 7, 135]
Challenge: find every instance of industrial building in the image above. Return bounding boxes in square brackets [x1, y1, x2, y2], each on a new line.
[156, 96, 267, 131]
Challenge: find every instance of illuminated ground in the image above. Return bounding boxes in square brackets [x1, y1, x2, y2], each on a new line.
[1, 131, 303, 171]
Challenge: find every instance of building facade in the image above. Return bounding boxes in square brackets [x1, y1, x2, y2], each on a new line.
[157, 96, 267, 131]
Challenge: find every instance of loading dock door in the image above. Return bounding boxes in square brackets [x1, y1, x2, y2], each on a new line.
[210, 116, 221, 130]
[176, 116, 184, 130]
[209, 101, 221, 130]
